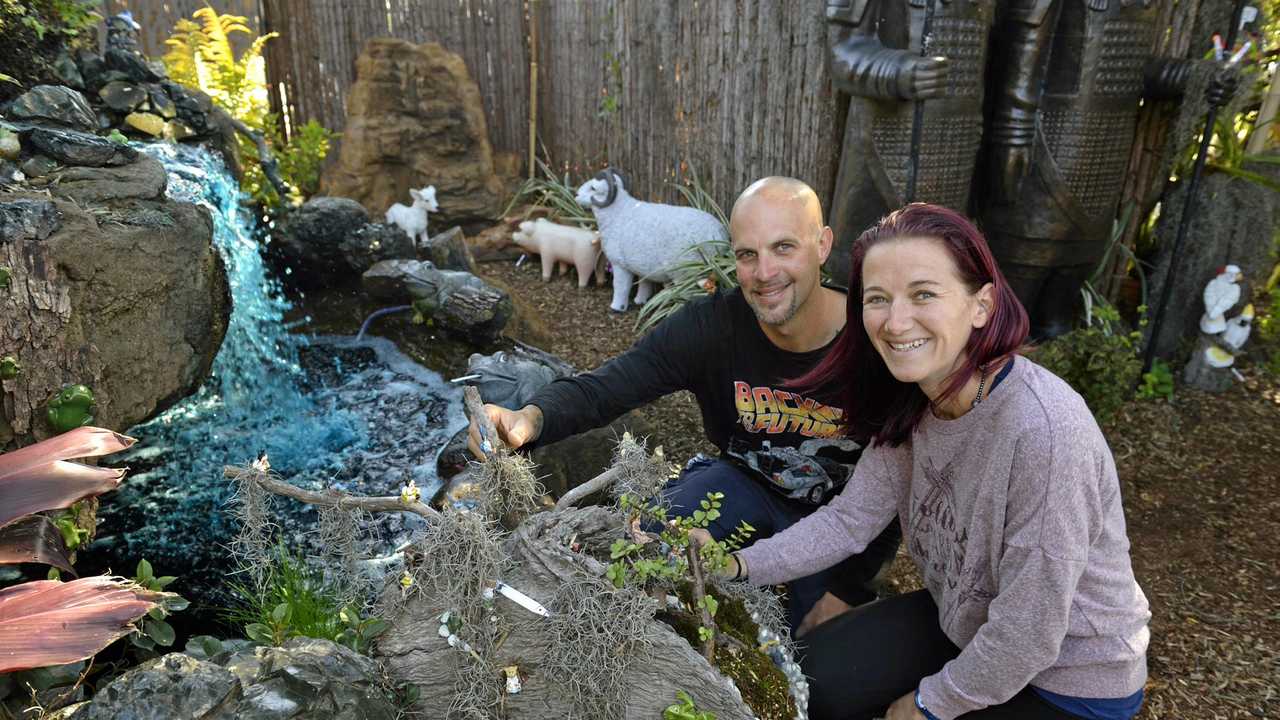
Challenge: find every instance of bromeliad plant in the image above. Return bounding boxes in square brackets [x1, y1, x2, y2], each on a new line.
[0, 427, 171, 673]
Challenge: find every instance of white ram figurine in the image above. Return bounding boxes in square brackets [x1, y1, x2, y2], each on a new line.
[385, 185, 439, 249]
[575, 168, 729, 312]
[512, 218, 606, 288]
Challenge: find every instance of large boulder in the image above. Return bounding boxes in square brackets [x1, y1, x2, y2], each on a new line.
[270, 196, 371, 287]
[321, 39, 505, 229]
[46, 154, 168, 204]
[25, 126, 138, 167]
[0, 179, 229, 447]
[55, 639, 396, 720]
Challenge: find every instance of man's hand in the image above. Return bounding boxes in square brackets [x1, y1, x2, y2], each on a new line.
[896, 55, 949, 100]
[886, 691, 926, 720]
[466, 403, 543, 458]
[796, 591, 854, 638]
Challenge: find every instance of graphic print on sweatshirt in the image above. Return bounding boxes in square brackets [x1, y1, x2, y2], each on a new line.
[733, 381, 843, 437]
[912, 455, 996, 632]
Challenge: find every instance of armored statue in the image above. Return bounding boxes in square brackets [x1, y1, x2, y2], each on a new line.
[825, 0, 997, 285]
[981, 0, 1198, 338]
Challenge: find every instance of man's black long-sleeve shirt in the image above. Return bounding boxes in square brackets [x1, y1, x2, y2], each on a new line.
[528, 286, 863, 480]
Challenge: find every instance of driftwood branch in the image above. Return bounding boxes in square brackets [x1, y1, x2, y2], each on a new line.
[224, 463, 439, 520]
[553, 467, 620, 511]
[463, 385, 507, 457]
[686, 542, 716, 665]
[225, 114, 293, 205]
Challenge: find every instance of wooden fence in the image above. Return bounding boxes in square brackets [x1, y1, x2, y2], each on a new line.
[100, 0, 263, 60]
[108, 0, 842, 211]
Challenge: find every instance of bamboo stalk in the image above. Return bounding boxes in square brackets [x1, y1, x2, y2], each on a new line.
[527, 0, 539, 180]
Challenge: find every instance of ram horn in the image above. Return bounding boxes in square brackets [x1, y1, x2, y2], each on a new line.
[592, 167, 629, 208]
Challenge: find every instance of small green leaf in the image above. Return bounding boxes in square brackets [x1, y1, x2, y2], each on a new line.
[155, 575, 177, 588]
[164, 595, 190, 612]
[245, 623, 273, 644]
[271, 602, 289, 624]
[146, 618, 176, 646]
[136, 559, 153, 582]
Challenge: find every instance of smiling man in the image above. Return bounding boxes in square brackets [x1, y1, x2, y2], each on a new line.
[469, 177, 901, 634]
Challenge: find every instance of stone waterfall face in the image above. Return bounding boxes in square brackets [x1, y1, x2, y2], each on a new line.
[89, 144, 465, 605]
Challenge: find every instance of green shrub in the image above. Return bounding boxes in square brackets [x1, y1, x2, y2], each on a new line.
[163, 7, 332, 209]
[226, 545, 386, 653]
[1032, 303, 1142, 425]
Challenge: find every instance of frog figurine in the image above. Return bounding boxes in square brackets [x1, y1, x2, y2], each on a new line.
[0, 356, 19, 380]
[47, 384, 96, 433]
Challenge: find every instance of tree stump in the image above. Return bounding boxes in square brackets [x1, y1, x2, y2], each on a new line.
[1182, 336, 1233, 392]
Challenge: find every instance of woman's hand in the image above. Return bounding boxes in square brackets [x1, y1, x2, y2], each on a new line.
[687, 528, 742, 580]
[885, 691, 926, 720]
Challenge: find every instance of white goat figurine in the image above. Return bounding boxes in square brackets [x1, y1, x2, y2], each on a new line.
[512, 218, 605, 288]
[575, 168, 728, 312]
[385, 186, 439, 249]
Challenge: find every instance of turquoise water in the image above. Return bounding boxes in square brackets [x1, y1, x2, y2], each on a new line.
[93, 145, 463, 599]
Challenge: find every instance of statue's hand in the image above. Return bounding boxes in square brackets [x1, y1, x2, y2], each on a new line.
[992, 145, 1032, 205]
[896, 55, 950, 100]
[1206, 66, 1241, 108]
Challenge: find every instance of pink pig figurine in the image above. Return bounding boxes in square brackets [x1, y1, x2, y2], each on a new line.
[511, 218, 606, 288]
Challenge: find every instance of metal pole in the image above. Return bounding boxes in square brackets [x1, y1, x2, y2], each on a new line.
[1141, 0, 1248, 376]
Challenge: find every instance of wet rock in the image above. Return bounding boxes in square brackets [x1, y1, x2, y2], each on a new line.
[49, 154, 167, 203]
[104, 48, 163, 83]
[270, 196, 371, 287]
[421, 225, 477, 273]
[321, 39, 505, 228]
[63, 653, 240, 720]
[75, 50, 106, 91]
[27, 127, 138, 167]
[0, 161, 22, 185]
[7, 85, 96, 131]
[363, 259, 512, 343]
[98, 80, 147, 112]
[168, 121, 196, 141]
[162, 81, 215, 134]
[148, 86, 177, 119]
[19, 155, 59, 179]
[124, 111, 166, 138]
[0, 198, 61, 244]
[53, 52, 85, 90]
[60, 639, 396, 720]
[341, 222, 416, 275]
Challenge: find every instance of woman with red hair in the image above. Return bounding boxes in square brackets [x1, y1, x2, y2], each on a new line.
[711, 204, 1150, 719]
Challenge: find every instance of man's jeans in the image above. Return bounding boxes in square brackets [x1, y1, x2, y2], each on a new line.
[659, 457, 902, 634]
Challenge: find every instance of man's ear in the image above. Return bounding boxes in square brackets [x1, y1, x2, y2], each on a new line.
[817, 226, 834, 263]
[973, 282, 996, 328]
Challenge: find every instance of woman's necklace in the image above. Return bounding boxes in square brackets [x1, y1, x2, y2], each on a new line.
[970, 364, 990, 409]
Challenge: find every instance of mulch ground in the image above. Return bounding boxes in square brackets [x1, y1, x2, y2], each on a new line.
[476, 257, 1280, 720]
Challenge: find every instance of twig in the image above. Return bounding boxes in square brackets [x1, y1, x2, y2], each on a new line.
[553, 467, 620, 511]
[223, 463, 439, 520]
[686, 543, 716, 665]
[463, 386, 507, 458]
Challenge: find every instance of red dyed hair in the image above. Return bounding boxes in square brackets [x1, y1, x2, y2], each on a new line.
[798, 203, 1029, 447]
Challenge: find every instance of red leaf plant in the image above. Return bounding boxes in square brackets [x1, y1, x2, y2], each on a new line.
[0, 427, 163, 674]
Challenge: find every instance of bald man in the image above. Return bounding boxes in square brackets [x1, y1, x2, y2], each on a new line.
[470, 177, 900, 634]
